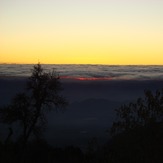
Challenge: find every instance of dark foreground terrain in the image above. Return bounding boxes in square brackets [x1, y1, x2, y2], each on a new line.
[0, 78, 163, 162]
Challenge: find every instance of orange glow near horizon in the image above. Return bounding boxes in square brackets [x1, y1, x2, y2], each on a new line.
[60, 76, 113, 81]
[1, 0, 163, 65]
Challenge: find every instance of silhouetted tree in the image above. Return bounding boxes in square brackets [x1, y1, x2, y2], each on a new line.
[111, 89, 163, 135]
[108, 89, 163, 163]
[0, 63, 68, 147]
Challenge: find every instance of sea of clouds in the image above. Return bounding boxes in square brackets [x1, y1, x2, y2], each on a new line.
[1, 64, 163, 80]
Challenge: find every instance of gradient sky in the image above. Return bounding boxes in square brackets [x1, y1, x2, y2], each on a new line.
[1, 0, 163, 64]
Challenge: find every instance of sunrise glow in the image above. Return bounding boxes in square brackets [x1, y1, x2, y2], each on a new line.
[60, 76, 113, 81]
[1, 0, 163, 64]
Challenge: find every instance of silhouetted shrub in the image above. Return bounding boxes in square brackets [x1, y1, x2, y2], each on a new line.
[107, 89, 163, 163]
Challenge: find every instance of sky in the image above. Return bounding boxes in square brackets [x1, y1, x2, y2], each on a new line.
[1, 0, 163, 64]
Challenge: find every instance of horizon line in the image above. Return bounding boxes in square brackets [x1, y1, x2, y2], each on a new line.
[1, 63, 163, 66]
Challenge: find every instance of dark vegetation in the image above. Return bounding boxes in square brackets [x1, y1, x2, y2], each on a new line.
[0, 64, 163, 163]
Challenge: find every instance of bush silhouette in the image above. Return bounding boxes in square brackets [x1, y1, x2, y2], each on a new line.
[111, 89, 163, 135]
[108, 89, 163, 163]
